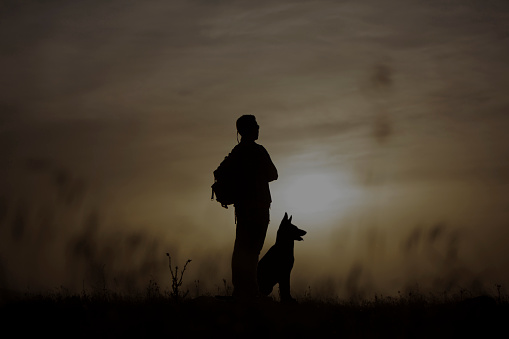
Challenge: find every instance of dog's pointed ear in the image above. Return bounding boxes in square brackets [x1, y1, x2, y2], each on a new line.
[289, 215, 292, 223]
[284, 212, 288, 220]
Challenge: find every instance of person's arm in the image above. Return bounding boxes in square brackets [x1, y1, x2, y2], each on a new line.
[262, 147, 278, 182]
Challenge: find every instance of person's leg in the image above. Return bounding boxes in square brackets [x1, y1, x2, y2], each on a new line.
[232, 206, 269, 299]
[231, 214, 250, 297]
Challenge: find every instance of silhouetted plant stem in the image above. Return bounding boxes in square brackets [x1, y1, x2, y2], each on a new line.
[166, 253, 191, 300]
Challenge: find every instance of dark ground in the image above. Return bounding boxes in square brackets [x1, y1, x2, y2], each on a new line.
[1, 291, 507, 338]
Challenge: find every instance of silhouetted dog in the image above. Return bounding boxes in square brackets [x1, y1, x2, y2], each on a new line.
[257, 213, 306, 302]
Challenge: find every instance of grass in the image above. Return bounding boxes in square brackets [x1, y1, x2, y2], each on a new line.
[0, 250, 506, 337]
[1, 253, 508, 337]
[1, 283, 508, 338]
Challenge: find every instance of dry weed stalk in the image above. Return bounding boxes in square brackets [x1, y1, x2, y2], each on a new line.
[166, 253, 191, 300]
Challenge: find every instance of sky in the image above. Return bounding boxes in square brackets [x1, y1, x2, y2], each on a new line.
[1, 0, 509, 298]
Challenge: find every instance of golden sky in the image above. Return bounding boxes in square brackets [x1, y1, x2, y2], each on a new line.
[1, 0, 508, 297]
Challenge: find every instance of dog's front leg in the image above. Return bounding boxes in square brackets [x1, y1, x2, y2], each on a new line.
[278, 271, 296, 303]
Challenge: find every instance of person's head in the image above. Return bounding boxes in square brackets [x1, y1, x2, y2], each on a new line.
[236, 115, 259, 141]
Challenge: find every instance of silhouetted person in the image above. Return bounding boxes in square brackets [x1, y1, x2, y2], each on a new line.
[226, 115, 278, 300]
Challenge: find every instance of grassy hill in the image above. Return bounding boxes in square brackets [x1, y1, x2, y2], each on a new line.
[1, 287, 507, 338]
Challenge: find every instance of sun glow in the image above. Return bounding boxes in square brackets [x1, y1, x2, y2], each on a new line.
[272, 170, 361, 229]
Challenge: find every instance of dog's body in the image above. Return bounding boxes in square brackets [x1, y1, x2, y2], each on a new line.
[257, 213, 306, 302]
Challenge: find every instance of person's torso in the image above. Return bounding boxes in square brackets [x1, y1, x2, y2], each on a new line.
[231, 142, 272, 206]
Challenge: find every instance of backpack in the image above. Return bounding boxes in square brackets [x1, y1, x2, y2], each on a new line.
[211, 154, 236, 209]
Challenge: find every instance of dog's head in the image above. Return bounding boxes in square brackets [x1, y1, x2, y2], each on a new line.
[278, 212, 307, 241]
